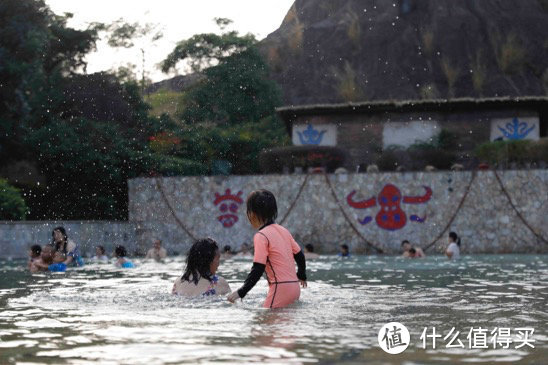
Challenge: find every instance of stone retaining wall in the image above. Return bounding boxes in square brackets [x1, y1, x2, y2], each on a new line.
[2, 170, 546, 258]
[128, 170, 548, 255]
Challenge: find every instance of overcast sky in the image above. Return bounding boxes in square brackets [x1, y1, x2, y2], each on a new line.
[46, 0, 294, 81]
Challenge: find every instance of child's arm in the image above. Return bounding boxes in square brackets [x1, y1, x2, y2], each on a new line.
[293, 250, 307, 282]
[227, 233, 268, 303]
[238, 262, 265, 298]
[290, 234, 307, 286]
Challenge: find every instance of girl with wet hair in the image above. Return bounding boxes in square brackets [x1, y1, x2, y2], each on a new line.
[172, 238, 231, 297]
[227, 189, 307, 308]
[114, 245, 135, 268]
[51, 226, 84, 267]
[446, 231, 461, 260]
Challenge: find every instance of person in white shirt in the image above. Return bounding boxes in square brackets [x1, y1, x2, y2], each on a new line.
[145, 239, 167, 261]
[92, 245, 109, 263]
[445, 231, 461, 260]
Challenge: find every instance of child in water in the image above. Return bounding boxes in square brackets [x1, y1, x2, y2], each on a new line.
[114, 245, 135, 268]
[30, 244, 66, 272]
[28, 244, 41, 269]
[227, 190, 307, 308]
[172, 238, 231, 297]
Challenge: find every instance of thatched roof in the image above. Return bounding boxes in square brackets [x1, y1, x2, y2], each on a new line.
[276, 96, 548, 128]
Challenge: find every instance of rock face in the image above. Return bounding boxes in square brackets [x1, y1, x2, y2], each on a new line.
[260, 0, 548, 104]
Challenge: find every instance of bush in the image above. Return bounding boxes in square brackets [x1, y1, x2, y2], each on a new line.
[259, 146, 347, 173]
[152, 155, 208, 177]
[0, 179, 27, 220]
[475, 139, 548, 166]
[376, 129, 458, 171]
[376, 147, 407, 171]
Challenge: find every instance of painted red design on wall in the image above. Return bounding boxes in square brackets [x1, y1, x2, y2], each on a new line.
[347, 184, 432, 230]
[214, 189, 243, 228]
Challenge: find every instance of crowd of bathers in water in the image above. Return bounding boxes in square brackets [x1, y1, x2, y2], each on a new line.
[27, 189, 462, 308]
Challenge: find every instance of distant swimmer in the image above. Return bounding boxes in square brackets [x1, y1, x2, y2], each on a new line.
[221, 245, 235, 259]
[445, 232, 461, 260]
[401, 240, 425, 258]
[145, 239, 167, 261]
[237, 242, 252, 257]
[114, 245, 135, 268]
[27, 244, 41, 270]
[338, 244, 350, 257]
[172, 238, 231, 297]
[92, 245, 109, 263]
[304, 244, 320, 260]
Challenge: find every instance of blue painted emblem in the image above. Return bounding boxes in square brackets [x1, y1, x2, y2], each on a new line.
[297, 124, 327, 145]
[498, 117, 535, 140]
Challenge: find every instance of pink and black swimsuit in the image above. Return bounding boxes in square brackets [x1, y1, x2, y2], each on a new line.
[237, 222, 307, 308]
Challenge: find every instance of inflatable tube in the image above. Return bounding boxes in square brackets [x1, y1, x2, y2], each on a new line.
[48, 263, 67, 272]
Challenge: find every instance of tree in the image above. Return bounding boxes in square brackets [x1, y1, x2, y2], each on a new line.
[0, 0, 186, 220]
[104, 19, 163, 92]
[161, 19, 282, 126]
[0, 0, 98, 163]
[157, 19, 288, 174]
[0, 179, 27, 220]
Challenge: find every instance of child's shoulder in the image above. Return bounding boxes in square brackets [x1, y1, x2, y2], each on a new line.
[273, 223, 295, 237]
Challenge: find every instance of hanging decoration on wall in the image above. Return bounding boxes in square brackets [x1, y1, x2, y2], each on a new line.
[213, 189, 243, 228]
[297, 124, 327, 145]
[497, 117, 535, 140]
[347, 184, 433, 230]
[490, 117, 539, 141]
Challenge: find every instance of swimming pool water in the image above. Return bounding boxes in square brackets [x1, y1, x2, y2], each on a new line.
[0, 254, 546, 364]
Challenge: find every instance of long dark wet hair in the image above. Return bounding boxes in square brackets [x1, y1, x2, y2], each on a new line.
[449, 231, 461, 247]
[52, 226, 68, 254]
[182, 238, 219, 285]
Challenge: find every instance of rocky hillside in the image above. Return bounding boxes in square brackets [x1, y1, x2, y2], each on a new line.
[260, 0, 548, 104]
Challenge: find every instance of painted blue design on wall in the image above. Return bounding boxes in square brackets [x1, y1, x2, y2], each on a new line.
[358, 216, 373, 225]
[498, 117, 535, 140]
[297, 125, 327, 145]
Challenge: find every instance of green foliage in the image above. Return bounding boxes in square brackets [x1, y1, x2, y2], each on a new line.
[441, 57, 460, 98]
[161, 21, 281, 126]
[0, 179, 27, 220]
[376, 146, 403, 171]
[334, 61, 364, 102]
[25, 118, 152, 220]
[0, 0, 98, 163]
[491, 32, 527, 74]
[151, 155, 208, 177]
[180, 48, 282, 125]
[158, 19, 286, 174]
[259, 146, 347, 173]
[106, 19, 163, 48]
[173, 116, 290, 175]
[161, 29, 256, 73]
[145, 90, 185, 117]
[474, 139, 548, 166]
[377, 130, 458, 171]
